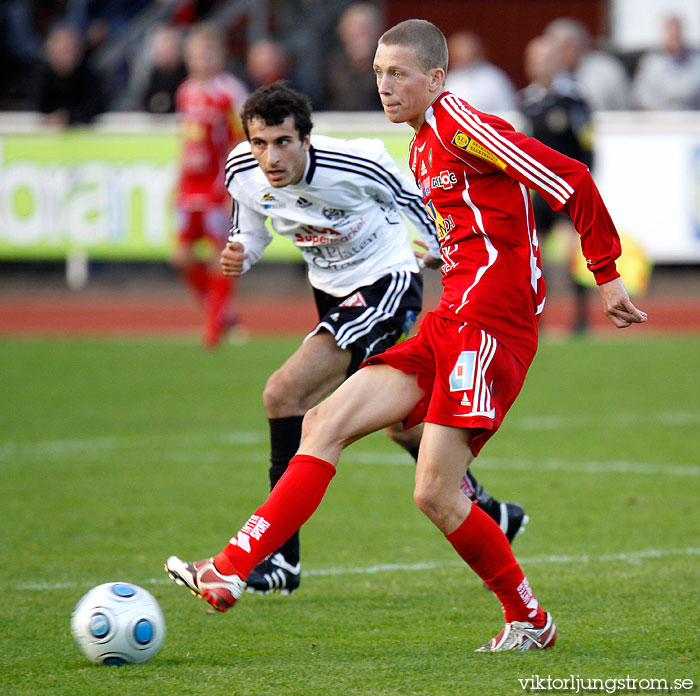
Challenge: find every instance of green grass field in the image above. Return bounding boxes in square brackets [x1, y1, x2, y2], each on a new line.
[1, 334, 698, 696]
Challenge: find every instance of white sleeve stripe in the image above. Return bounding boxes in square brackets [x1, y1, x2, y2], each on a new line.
[224, 157, 257, 187]
[230, 199, 239, 231]
[466, 103, 575, 197]
[443, 96, 569, 204]
[444, 94, 574, 197]
[446, 94, 574, 199]
[226, 151, 254, 166]
[442, 95, 573, 205]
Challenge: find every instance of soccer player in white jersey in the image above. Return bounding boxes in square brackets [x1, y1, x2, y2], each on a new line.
[214, 82, 527, 593]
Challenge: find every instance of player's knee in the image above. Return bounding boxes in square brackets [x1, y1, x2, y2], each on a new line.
[262, 371, 300, 417]
[302, 402, 330, 435]
[301, 402, 345, 449]
[413, 481, 449, 527]
[413, 483, 433, 514]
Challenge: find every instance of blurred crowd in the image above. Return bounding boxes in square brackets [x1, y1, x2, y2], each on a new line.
[1, 1, 700, 127]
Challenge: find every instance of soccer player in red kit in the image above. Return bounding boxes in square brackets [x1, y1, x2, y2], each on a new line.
[166, 19, 647, 651]
[174, 24, 248, 347]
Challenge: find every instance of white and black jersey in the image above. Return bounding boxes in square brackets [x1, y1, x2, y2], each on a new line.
[225, 134, 439, 297]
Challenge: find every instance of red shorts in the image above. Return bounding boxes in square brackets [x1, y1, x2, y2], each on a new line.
[363, 312, 528, 456]
[176, 206, 230, 246]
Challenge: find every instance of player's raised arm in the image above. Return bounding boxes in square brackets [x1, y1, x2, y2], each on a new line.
[435, 97, 648, 328]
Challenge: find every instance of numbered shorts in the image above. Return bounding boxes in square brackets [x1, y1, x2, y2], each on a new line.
[176, 206, 230, 246]
[363, 311, 527, 456]
[306, 270, 423, 376]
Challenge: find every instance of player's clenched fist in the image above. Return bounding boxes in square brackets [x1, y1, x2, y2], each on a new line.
[220, 241, 249, 277]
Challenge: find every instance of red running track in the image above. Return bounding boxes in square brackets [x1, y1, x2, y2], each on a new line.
[0, 293, 698, 337]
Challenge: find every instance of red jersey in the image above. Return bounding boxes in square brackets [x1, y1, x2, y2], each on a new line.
[411, 92, 621, 367]
[176, 73, 248, 209]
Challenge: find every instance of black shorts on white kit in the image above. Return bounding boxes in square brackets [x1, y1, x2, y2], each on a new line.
[309, 270, 423, 375]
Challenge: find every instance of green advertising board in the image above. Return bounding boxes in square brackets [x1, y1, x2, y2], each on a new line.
[0, 124, 414, 262]
[0, 129, 178, 260]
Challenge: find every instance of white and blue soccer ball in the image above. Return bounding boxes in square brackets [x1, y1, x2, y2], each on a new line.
[71, 582, 165, 665]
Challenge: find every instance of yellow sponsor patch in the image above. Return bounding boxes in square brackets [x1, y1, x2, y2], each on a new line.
[426, 200, 455, 239]
[451, 130, 507, 169]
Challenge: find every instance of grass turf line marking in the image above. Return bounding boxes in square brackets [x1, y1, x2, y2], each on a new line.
[0, 431, 267, 460]
[2, 410, 699, 462]
[2, 441, 696, 476]
[345, 452, 700, 477]
[12, 548, 700, 592]
[3, 442, 696, 475]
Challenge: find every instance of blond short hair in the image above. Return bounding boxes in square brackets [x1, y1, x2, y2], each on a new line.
[379, 19, 448, 73]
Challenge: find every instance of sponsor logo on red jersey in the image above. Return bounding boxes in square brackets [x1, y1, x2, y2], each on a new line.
[426, 200, 456, 239]
[451, 131, 507, 170]
[431, 170, 457, 190]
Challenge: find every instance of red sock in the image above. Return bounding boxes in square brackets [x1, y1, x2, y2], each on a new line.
[185, 262, 209, 300]
[206, 272, 233, 317]
[215, 454, 336, 579]
[445, 504, 546, 626]
[203, 273, 234, 347]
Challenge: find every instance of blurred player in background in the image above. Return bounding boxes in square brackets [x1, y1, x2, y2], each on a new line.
[209, 82, 527, 594]
[164, 22, 645, 651]
[174, 23, 248, 348]
[519, 34, 593, 333]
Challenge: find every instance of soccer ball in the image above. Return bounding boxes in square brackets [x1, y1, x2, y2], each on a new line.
[71, 582, 166, 665]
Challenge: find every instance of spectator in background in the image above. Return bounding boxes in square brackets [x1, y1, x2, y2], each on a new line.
[323, 2, 383, 110]
[36, 22, 105, 127]
[142, 24, 187, 114]
[174, 23, 249, 348]
[245, 38, 290, 90]
[65, 0, 151, 104]
[0, 0, 44, 108]
[632, 15, 700, 110]
[444, 31, 516, 113]
[65, 0, 150, 53]
[544, 17, 630, 111]
[519, 35, 593, 333]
